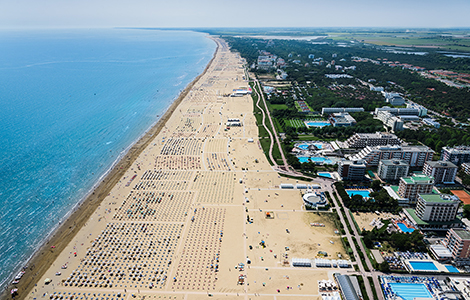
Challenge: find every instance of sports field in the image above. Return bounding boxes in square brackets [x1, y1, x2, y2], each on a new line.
[451, 190, 470, 205]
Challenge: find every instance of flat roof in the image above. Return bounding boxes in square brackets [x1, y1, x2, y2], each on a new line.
[402, 174, 433, 184]
[419, 193, 460, 203]
[380, 159, 409, 166]
[425, 161, 458, 168]
[430, 244, 452, 258]
[453, 229, 470, 240]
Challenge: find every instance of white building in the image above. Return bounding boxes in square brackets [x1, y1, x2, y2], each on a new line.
[377, 111, 404, 131]
[322, 107, 364, 115]
[415, 194, 460, 223]
[346, 132, 402, 148]
[378, 159, 410, 181]
[329, 113, 356, 127]
[349, 145, 434, 167]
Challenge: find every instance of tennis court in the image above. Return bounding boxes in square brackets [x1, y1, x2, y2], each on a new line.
[451, 190, 470, 204]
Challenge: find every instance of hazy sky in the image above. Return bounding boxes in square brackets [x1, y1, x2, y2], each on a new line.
[1, 0, 469, 29]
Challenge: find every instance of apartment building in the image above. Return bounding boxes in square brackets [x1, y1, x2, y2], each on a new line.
[423, 161, 458, 185]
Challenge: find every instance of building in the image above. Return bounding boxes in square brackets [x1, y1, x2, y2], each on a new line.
[399, 115, 420, 122]
[423, 161, 458, 184]
[374, 107, 421, 116]
[377, 111, 404, 131]
[397, 174, 434, 203]
[406, 102, 428, 117]
[462, 162, 470, 176]
[338, 160, 366, 181]
[378, 160, 410, 181]
[345, 132, 402, 148]
[329, 113, 356, 127]
[441, 146, 470, 166]
[370, 86, 384, 92]
[443, 229, 470, 265]
[415, 194, 460, 222]
[349, 145, 434, 167]
[384, 92, 406, 106]
[423, 118, 440, 128]
[334, 274, 361, 300]
[321, 107, 364, 115]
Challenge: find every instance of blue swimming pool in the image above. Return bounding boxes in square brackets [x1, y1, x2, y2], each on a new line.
[297, 143, 323, 150]
[397, 222, 415, 233]
[346, 190, 371, 198]
[389, 283, 433, 300]
[305, 121, 330, 128]
[408, 261, 438, 271]
[298, 157, 333, 164]
[318, 172, 331, 178]
[446, 265, 459, 273]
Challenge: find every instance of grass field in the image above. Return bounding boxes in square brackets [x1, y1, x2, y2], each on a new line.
[286, 118, 327, 128]
[286, 119, 306, 128]
[328, 31, 470, 51]
[269, 103, 288, 110]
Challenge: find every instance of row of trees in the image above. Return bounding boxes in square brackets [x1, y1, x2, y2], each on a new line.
[362, 228, 426, 253]
[396, 127, 470, 153]
[334, 182, 402, 213]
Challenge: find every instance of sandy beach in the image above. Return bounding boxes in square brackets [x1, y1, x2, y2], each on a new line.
[9, 37, 349, 300]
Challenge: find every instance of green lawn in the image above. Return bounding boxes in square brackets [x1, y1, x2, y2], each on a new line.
[270, 104, 288, 110]
[286, 119, 306, 128]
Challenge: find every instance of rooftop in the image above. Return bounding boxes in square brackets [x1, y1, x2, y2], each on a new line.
[418, 193, 460, 203]
[401, 174, 433, 184]
[380, 159, 409, 166]
[452, 229, 470, 240]
[425, 160, 458, 168]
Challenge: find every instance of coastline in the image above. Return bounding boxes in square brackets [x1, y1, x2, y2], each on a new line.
[2, 35, 218, 300]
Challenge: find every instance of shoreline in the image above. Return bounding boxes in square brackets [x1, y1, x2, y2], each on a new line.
[2, 35, 218, 300]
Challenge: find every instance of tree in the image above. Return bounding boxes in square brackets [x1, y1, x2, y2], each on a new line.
[378, 261, 390, 273]
[371, 180, 381, 192]
[463, 204, 470, 219]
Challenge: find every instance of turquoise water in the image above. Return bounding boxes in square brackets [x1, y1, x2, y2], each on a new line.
[297, 143, 323, 150]
[409, 261, 438, 271]
[346, 190, 371, 198]
[298, 156, 333, 164]
[397, 222, 415, 233]
[318, 172, 332, 178]
[446, 265, 459, 273]
[389, 283, 433, 300]
[305, 121, 330, 127]
[0, 29, 215, 288]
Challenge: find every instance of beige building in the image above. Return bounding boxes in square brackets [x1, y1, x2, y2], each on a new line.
[398, 174, 434, 204]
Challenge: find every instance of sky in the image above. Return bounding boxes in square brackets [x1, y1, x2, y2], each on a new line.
[1, 0, 469, 29]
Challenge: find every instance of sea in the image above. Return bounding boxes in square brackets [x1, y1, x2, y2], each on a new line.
[0, 28, 216, 288]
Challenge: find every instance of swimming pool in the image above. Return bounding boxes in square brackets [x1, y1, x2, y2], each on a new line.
[298, 157, 333, 164]
[389, 283, 433, 300]
[346, 190, 371, 198]
[297, 143, 323, 150]
[408, 261, 438, 271]
[318, 172, 331, 178]
[305, 121, 331, 128]
[446, 265, 459, 273]
[397, 222, 415, 233]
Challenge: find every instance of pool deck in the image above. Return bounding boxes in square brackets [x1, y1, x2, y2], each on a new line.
[404, 259, 450, 273]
